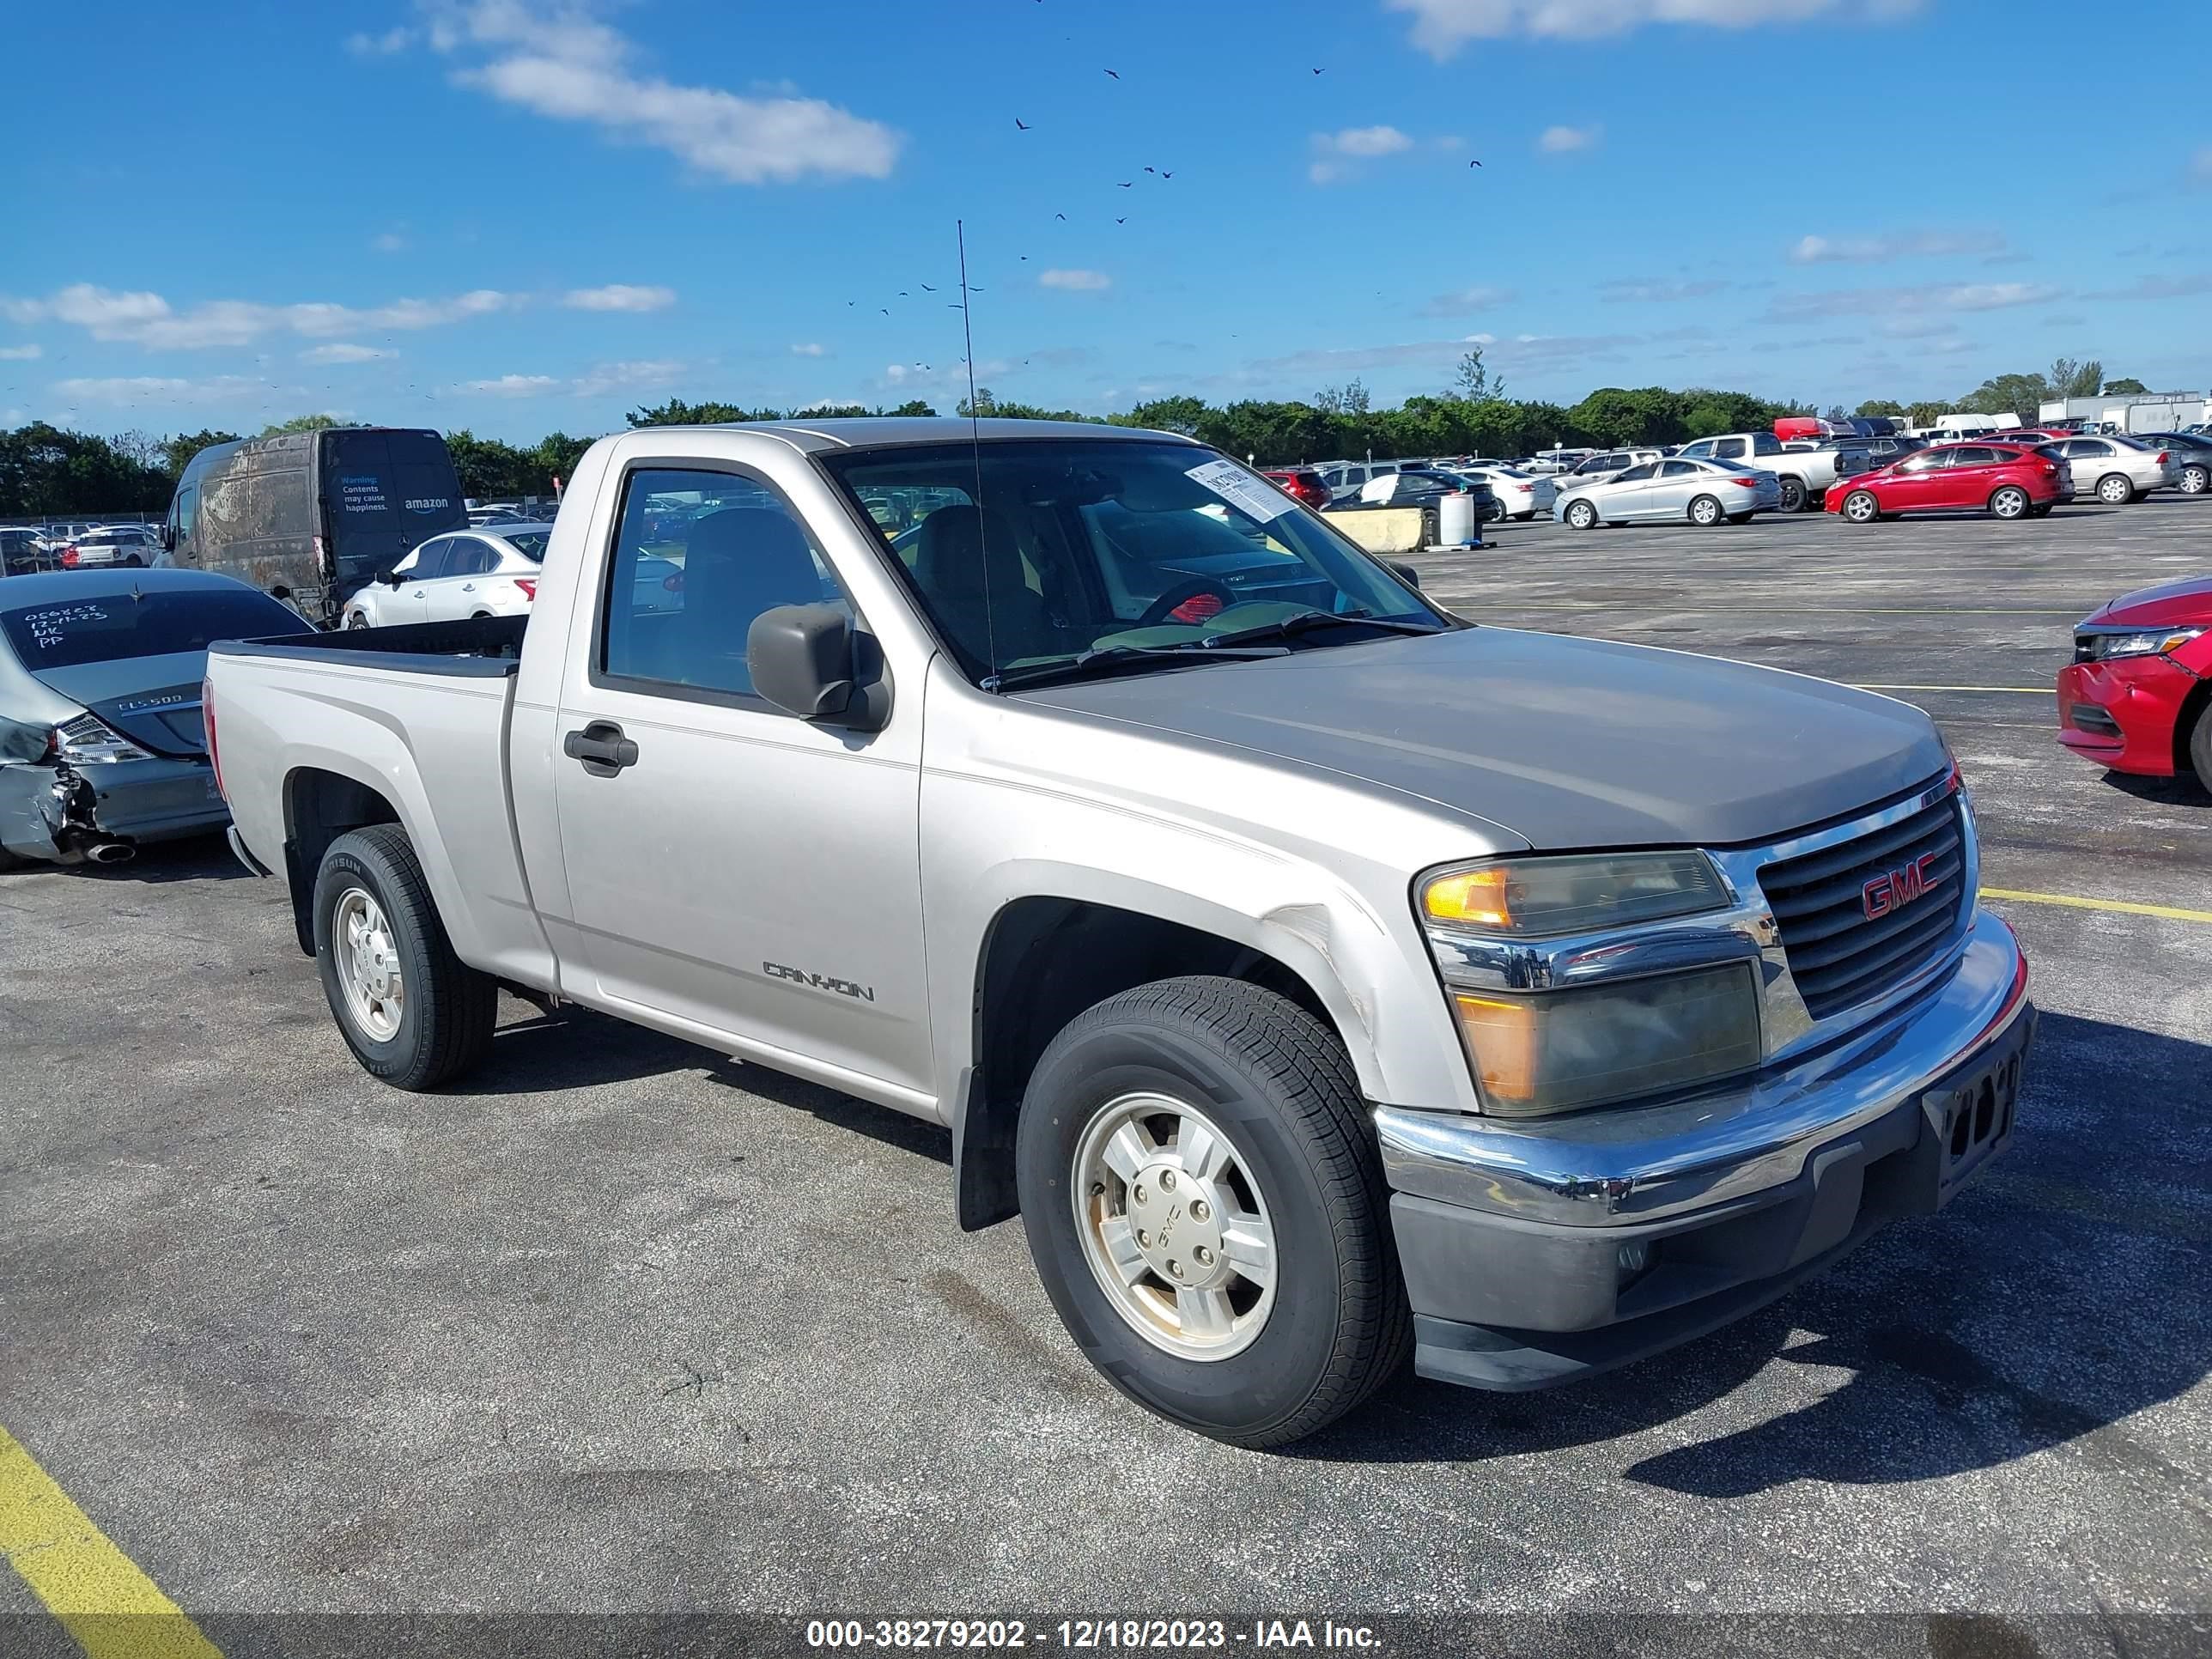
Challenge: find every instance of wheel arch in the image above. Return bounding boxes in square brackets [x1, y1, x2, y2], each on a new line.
[282, 766, 403, 954]
[2174, 678, 2212, 779]
[953, 895, 1362, 1231]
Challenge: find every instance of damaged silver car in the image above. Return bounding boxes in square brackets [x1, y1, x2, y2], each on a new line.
[0, 570, 301, 868]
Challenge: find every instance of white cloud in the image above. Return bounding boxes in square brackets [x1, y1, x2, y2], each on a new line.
[1039, 269, 1112, 293]
[790, 342, 827, 356]
[346, 27, 415, 55]
[431, 0, 898, 184]
[301, 343, 394, 364]
[2, 283, 512, 349]
[1309, 125, 1417, 185]
[1539, 124, 1601, 154]
[371, 231, 409, 253]
[1789, 228, 2007, 264]
[1419, 284, 1514, 317]
[1765, 281, 2062, 321]
[458, 358, 686, 399]
[52, 374, 268, 407]
[562, 283, 676, 312]
[1390, 0, 1918, 54]
[0, 343, 40, 361]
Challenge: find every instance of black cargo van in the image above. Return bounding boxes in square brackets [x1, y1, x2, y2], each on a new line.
[163, 428, 465, 623]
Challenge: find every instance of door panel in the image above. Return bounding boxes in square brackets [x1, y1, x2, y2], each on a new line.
[550, 465, 934, 1104]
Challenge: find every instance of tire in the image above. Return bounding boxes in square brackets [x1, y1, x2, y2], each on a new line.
[123, 554, 144, 568]
[312, 824, 496, 1091]
[1688, 494, 1724, 527]
[2180, 465, 2208, 495]
[1990, 486, 2030, 520]
[344, 611, 371, 630]
[1565, 499, 1599, 530]
[1778, 476, 1808, 514]
[2096, 472, 2135, 505]
[2189, 700, 2212, 795]
[1726, 512, 1753, 525]
[1841, 489, 1881, 525]
[1015, 976, 1410, 1449]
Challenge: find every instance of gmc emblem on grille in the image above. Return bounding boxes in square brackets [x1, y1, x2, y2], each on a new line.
[1863, 852, 1942, 921]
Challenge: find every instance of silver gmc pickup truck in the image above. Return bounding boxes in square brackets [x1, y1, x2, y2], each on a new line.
[204, 418, 2034, 1446]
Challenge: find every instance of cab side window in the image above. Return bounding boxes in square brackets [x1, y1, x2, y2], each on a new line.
[600, 467, 848, 700]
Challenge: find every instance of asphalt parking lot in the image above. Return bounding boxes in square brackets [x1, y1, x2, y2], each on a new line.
[3, 497, 2209, 1653]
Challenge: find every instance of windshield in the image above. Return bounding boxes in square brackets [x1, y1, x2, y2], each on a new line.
[2, 586, 301, 670]
[818, 439, 1445, 683]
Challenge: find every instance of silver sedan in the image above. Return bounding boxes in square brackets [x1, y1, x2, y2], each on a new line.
[2037, 435, 2182, 504]
[1554, 457, 1782, 528]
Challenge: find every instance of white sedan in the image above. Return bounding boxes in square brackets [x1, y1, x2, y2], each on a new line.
[342, 525, 550, 629]
[1451, 465, 1557, 521]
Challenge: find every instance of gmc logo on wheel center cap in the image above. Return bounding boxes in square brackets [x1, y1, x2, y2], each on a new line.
[1863, 851, 1943, 921]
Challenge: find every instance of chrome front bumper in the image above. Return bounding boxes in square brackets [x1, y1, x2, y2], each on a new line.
[1375, 908, 2029, 1230]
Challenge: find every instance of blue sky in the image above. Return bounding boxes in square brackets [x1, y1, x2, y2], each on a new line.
[4, 0, 2209, 441]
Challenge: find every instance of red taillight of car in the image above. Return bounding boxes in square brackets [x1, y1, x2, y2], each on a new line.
[202, 676, 224, 799]
[512, 578, 538, 600]
[60, 545, 80, 567]
[1729, 477, 1759, 488]
[2155, 452, 2169, 465]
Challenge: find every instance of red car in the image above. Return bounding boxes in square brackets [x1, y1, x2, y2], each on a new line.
[2057, 575, 2212, 790]
[1262, 468, 1330, 511]
[1827, 441, 2067, 523]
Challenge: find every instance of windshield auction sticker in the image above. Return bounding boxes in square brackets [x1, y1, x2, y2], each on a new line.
[1186, 458, 1296, 522]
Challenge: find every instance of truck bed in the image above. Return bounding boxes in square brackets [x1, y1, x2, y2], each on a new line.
[216, 613, 529, 677]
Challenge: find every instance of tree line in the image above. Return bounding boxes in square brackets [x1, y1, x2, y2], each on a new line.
[0, 353, 2154, 515]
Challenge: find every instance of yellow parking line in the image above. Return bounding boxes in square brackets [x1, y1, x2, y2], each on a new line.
[1980, 887, 2212, 925]
[1856, 684, 2051, 694]
[0, 1425, 222, 1659]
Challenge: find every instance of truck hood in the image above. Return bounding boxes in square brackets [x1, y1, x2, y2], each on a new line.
[2083, 574, 2212, 629]
[1018, 627, 1948, 850]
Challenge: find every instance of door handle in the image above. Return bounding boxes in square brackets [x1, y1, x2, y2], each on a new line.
[462, 583, 475, 592]
[563, 720, 639, 776]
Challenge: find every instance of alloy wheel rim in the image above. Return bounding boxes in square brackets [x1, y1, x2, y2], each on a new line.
[334, 886, 404, 1042]
[1847, 495, 1875, 521]
[1071, 1092, 1278, 1361]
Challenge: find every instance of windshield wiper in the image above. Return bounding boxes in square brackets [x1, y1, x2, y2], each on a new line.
[1199, 609, 1445, 648]
[983, 641, 1289, 693]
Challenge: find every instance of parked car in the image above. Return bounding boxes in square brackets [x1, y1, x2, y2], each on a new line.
[1448, 465, 1557, 521]
[1560, 448, 1665, 488]
[1525, 448, 1595, 476]
[0, 569, 301, 868]
[1352, 467, 1500, 520]
[2, 528, 49, 576]
[207, 416, 2033, 1446]
[2056, 575, 2212, 792]
[1556, 457, 1781, 528]
[164, 427, 466, 623]
[1674, 432, 1871, 514]
[57, 524, 162, 569]
[1261, 468, 1331, 511]
[343, 525, 552, 629]
[1313, 460, 1399, 501]
[2038, 434, 2179, 505]
[2130, 433, 2210, 495]
[1826, 443, 2066, 523]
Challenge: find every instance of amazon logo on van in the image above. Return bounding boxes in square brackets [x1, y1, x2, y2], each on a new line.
[404, 497, 452, 513]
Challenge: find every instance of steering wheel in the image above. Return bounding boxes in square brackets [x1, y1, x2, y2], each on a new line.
[1136, 577, 1239, 629]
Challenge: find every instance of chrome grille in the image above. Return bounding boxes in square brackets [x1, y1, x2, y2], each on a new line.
[1758, 795, 1966, 1019]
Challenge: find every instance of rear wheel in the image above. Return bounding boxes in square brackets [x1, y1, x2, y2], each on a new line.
[344, 611, 371, 630]
[1688, 494, 1724, 527]
[2191, 703, 2212, 796]
[312, 824, 497, 1091]
[1778, 476, 1808, 514]
[2096, 472, 2135, 505]
[2179, 464, 2209, 495]
[1016, 976, 1409, 1448]
[1565, 499, 1599, 530]
[1842, 489, 1881, 524]
[1990, 485, 2030, 520]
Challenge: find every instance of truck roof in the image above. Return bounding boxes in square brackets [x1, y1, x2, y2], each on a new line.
[678, 417, 1198, 453]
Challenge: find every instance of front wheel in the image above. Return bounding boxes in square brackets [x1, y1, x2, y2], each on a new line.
[2096, 473, 2135, 505]
[1565, 499, 1599, 530]
[1688, 494, 1723, 527]
[2191, 703, 2212, 796]
[1778, 476, 1808, 514]
[1016, 976, 1409, 1448]
[1990, 485, 2031, 520]
[313, 824, 496, 1090]
[1841, 489, 1881, 524]
[344, 611, 372, 630]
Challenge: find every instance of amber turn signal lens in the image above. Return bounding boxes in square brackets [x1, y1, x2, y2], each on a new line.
[1424, 866, 1513, 928]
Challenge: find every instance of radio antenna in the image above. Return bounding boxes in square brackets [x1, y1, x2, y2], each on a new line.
[957, 218, 1001, 685]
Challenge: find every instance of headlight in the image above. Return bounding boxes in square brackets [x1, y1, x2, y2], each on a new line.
[1422, 851, 1729, 936]
[53, 713, 150, 763]
[1452, 964, 1762, 1117]
[2086, 626, 2204, 660]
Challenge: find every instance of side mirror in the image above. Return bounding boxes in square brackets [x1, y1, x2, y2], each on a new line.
[384, 569, 405, 588]
[749, 604, 886, 728]
[1384, 559, 1422, 589]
